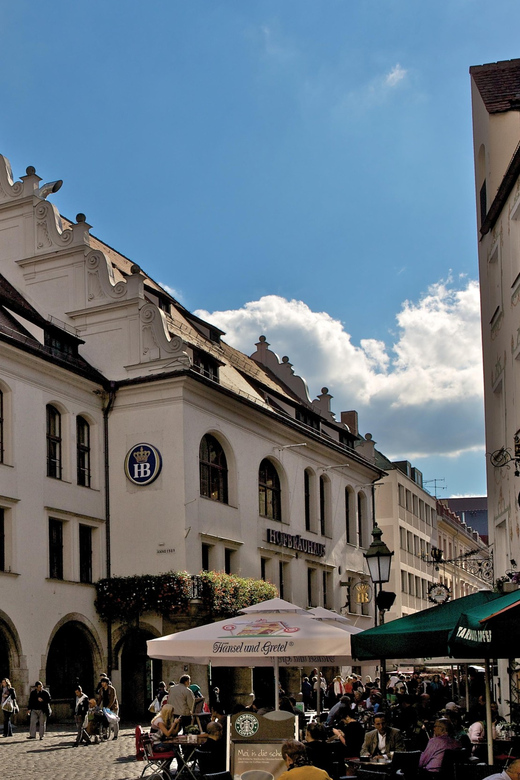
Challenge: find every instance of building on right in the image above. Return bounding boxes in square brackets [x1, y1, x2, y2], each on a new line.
[470, 58, 520, 581]
[470, 58, 520, 711]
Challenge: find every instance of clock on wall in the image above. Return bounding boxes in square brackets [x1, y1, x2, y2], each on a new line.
[428, 582, 451, 605]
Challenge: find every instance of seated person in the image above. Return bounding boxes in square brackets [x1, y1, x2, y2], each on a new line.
[197, 721, 226, 774]
[418, 718, 460, 775]
[484, 758, 520, 780]
[326, 696, 352, 727]
[305, 722, 336, 777]
[279, 740, 333, 780]
[360, 714, 405, 757]
[151, 703, 182, 744]
[332, 711, 365, 759]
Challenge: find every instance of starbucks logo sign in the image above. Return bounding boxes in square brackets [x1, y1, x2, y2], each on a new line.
[234, 713, 259, 737]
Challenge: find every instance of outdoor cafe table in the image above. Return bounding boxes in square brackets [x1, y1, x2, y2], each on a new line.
[172, 733, 208, 780]
[348, 757, 394, 777]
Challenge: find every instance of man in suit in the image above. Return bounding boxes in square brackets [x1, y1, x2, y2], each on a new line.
[360, 714, 405, 757]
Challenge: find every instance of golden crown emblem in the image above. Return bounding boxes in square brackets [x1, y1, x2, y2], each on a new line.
[133, 446, 151, 463]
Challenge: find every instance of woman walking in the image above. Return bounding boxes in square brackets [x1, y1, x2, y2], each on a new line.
[1, 677, 17, 737]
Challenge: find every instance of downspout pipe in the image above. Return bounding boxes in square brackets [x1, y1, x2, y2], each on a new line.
[103, 382, 117, 676]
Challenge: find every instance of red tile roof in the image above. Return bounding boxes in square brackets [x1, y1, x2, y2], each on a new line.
[470, 58, 520, 113]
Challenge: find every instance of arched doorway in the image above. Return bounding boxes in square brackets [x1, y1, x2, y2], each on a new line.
[0, 630, 10, 678]
[46, 622, 95, 699]
[120, 629, 162, 720]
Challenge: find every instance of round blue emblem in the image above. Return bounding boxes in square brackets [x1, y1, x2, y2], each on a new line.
[124, 443, 162, 486]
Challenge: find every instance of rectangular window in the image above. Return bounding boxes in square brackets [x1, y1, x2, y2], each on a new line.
[201, 543, 210, 572]
[279, 561, 286, 599]
[49, 518, 63, 579]
[407, 531, 413, 553]
[408, 573, 414, 596]
[398, 484, 405, 507]
[401, 570, 407, 593]
[261, 557, 267, 581]
[422, 580, 428, 600]
[419, 500, 424, 520]
[400, 527, 406, 550]
[0, 508, 4, 571]
[224, 548, 234, 575]
[322, 571, 328, 608]
[420, 538, 425, 558]
[308, 568, 316, 607]
[406, 490, 412, 511]
[414, 536, 420, 557]
[79, 525, 92, 584]
[413, 495, 419, 516]
[415, 576, 421, 599]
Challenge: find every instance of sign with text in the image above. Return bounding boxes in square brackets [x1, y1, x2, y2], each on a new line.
[230, 711, 296, 780]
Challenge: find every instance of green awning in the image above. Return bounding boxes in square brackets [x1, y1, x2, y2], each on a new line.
[351, 591, 500, 661]
[448, 589, 520, 657]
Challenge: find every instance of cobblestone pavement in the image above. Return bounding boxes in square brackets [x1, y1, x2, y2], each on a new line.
[0, 721, 153, 780]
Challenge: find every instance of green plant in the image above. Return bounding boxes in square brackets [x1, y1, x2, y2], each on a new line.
[94, 571, 277, 623]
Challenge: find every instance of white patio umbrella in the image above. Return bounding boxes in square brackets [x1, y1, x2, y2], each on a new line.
[147, 598, 356, 709]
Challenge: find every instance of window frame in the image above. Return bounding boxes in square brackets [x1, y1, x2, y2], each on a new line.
[199, 434, 228, 504]
[49, 518, 64, 580]
[258, 459, 282, 521]
[46, 405, 62, 480]
[77, 416, 91, 488]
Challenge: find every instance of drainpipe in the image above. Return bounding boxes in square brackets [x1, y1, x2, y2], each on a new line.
[102, 382, 117, 676]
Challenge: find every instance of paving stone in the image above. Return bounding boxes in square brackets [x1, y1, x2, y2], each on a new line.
[0, 722, 150, 780]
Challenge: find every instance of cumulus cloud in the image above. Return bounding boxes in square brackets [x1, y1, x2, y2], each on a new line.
[384, 64, 407, 88]
[195, 277, 484, 461]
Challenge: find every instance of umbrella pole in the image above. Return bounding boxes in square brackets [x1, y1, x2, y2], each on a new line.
[485, 658, 493, 766]
[275, 657, 280, 711]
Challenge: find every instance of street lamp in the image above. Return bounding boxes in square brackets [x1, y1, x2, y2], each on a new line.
[364, 523, 395, 701]
[364, 524, 394, 625]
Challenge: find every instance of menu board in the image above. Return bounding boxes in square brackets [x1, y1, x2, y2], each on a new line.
[229, 711, 297, 780]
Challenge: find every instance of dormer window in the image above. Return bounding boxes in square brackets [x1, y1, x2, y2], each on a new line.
[192, 349, 219, 383]
[44, 331, 79, 359]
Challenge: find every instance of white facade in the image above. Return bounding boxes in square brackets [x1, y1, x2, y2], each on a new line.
[0, 153, 384, 715]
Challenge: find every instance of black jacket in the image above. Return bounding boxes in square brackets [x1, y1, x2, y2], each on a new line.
[28, 687, 51, 716]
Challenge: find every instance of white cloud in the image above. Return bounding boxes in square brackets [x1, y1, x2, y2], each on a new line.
[384, 64, 407, 88]
[160, 282, 184, 303]
[195, 277, 484, 461]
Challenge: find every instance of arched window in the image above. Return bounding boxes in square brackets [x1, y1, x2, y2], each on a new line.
[46, 405, 62, 479]
[259, 459, 281, 521]
[319, 475, 331, 536]
[0, 390, 3, 464]
[77, 416, 91, 487]
[199, 434, 228, 503]
[304, 470, 311, 531]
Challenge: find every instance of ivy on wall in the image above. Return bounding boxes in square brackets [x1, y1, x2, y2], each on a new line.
[94, 571, 277, 623]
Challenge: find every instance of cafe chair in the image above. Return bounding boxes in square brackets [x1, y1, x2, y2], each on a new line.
[391, 750, 421, 780]
[435, 748, 469, 780]
[204, 773, 234, 780]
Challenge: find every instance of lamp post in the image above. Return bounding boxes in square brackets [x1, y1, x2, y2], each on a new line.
[364, 523, 394, 625]
[364, 523, 395, 701]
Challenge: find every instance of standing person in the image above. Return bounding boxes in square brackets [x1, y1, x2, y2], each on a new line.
[73, 686, 90, 746]
[98, 678, 119, 740]
[168, 674, 195, 732]
[27, 681, 51, 740]
[1, 677, 16, 738]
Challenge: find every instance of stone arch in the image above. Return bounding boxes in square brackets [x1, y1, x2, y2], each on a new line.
[113, 622, 163, 720]
[0, 608, 24, 694]
[45, 614, 103, 699]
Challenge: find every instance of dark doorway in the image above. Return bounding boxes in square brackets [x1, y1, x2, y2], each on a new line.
[46, 622, 94, 699]
[253, 668, 275, 708]
[121, 629, 162, 720]
[0, 629, 10, 678]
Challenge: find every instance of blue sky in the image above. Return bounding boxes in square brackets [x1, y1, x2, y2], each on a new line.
[2, 0, 520, 496]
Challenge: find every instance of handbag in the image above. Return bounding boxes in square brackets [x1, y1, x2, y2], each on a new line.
[2, 697, 13, 712]
[148, 697, 160, 713]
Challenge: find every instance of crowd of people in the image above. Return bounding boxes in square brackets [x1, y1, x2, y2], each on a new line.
[145, 669, 514, 780]
[1, 673, 120, 745]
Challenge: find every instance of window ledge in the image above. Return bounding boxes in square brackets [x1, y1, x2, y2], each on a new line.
[45, 578, 95, 587]
[0, 569, 20, 577]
